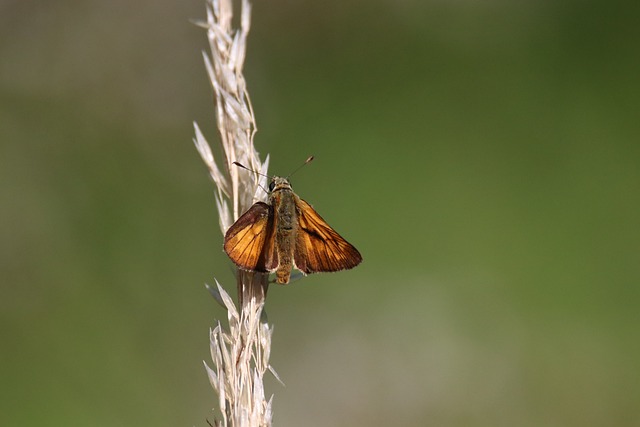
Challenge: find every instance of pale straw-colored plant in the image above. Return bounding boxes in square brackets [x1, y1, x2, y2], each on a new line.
[192, 0, 277, 425]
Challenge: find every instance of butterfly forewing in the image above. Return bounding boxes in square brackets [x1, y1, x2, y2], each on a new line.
[223, 202, 277, 272]
[294, 198, 362, 274]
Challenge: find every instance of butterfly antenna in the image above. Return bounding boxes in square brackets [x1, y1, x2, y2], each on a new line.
[232, 161, 270, 178]
[232, 161, 270, 193]
[286, 155, 314, 179]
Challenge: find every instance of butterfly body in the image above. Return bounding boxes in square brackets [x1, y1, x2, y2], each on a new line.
[271, 177, 298, 283]
[224, 176, 362, 284]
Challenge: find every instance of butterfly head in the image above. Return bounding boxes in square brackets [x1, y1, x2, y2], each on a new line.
[268, 176, 292, 193]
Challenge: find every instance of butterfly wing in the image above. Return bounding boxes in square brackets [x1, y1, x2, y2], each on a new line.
[294, 198, 362, 274]
[224, 202, 278, 272]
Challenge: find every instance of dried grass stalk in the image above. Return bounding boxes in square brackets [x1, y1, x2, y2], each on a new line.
[193, 0, 275, 425]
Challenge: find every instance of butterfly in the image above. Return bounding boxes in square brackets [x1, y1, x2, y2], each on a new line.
[223, 170, 362, 284]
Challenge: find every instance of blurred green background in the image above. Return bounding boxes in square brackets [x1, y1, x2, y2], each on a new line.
[2, 0, 639, 425]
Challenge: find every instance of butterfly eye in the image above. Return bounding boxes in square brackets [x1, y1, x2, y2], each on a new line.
[268, 181, 276, 192]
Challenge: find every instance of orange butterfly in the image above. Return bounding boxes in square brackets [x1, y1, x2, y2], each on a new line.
[224, 167, 362, 284]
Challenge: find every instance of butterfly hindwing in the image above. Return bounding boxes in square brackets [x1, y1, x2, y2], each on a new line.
[294, 198, 362, 274]
[223, 202, 277, 272]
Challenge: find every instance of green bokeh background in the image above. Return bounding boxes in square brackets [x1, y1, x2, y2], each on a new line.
[2, 0, 639, 425]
